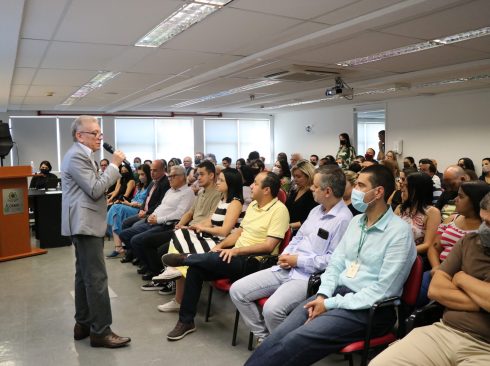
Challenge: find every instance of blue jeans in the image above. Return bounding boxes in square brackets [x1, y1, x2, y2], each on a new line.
[417, 270, 432, 307]
[245, 288, 396, 366]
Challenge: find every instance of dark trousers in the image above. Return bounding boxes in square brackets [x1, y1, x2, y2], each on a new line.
[245, 289, 396, 366]
[136, 229, 174, 274]
[179, 252, 246, 324]
[72, 235, 112, 335]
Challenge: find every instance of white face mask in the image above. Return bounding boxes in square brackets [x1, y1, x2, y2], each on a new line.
[351, 188, 376, 212]
[272, 167, 281, 175]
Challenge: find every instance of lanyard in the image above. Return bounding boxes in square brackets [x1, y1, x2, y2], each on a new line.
[356, 207, 389, 260]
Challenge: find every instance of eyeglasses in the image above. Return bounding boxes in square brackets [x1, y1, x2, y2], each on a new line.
[168, 174, 184, 179]
[79, 131, 103, 138]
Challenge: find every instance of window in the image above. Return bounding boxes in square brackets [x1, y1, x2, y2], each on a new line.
[355, 109, 385, 157]
[204, 118, 271, 163]
[115, 117, 194, 162]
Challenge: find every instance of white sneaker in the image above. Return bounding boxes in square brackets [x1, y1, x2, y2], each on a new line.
[157, 298, 180, 312]
[152, 267, 182, 282]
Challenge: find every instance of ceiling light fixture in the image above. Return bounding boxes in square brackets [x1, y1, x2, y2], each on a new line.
[61, 71, 120, 106]
[135, 0, 233, 48]
[336, 26, 490, 67]
[171, 80, 281, 108]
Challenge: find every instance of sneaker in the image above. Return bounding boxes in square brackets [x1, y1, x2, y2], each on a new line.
[152, 267, 182, 282]
[157, 298, 180, 312]
[140, 281, 164, 291]
[158, 281, 176, 296]
[167, 321, 196, 341]
[106, 250, 121, 259]
[162, 253, 187, 267]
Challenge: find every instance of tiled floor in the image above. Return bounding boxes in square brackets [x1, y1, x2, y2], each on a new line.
[0, 243, 350, 366]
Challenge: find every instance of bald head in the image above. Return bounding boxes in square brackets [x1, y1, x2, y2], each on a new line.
[443, 165, 467, 192]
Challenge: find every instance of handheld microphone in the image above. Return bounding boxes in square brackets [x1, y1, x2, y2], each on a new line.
[102, 142, 130, 166]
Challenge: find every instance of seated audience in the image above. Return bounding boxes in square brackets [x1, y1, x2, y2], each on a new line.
[118, 165, 195, 278]
[403, 156, 417, 169]
[247, 151, 260, 165]
[154, 168, 244, 312]
[29, 160, 58, 189]
[249, 158, 265, 175]
[309, 154, 319, 167]
[480, 157, 490, 184]
[168, 158, 181, 169]
[204, 153, 217, 165]
[221, 157, 232, 168]
[194, 152, 204, 166]
[144, 159, 152, 166]
[119, 159, 170, 263]
[139, 161, 221, 293]
[106, 163, 135, 205]
[272, 159, 292, 194]
[464, 168, 479, 181]
[230, 166, 352, 344]
[336, 133, 356, 169]
[286, 160, 318, 234]
[106, 164, 151, 258]
[394, 172, 441, 265]
[276, 152, 288, 163]
[235, 158, 246, 170]
[384, 150, 397, 161]
[419, 181, 490, 305]
[435, 165, 467, 220]
[418, 158, 442, 203]
[370, 192, 490, 366]
[354, 155, 366, 164]
[99, 158, 109, 174]
[182, 156, 193, 176]
[162, 172, 290, 341]
[343, 170, 361, 216]
[380, 158, 399, 178]
[348, 161, 362, 173]
[364, 147, 376, 163]
[244, 165, 416, 366]
[458, 157, 476, 172]
[289, 152, 302, 168]
[239, 165, 256, 210]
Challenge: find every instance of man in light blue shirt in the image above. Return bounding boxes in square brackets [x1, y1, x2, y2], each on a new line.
[230, 166, 352, 342]
[245, 164, 416, 366]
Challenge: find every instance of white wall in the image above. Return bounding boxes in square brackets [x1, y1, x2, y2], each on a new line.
[386, 89, 490, 176]
[272, 89, 490, 176]
[273, 105, 355, 160]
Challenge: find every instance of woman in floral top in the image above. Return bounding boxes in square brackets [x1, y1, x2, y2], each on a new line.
[335, 133, 356, 169]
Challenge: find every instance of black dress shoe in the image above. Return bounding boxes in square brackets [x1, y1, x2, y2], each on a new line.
[141, 272, 157, 281]
[132, 257, 140, 266]
[137, 267, 148, 275]
[120, 255, 133, 263]
[90, 331, 131, 348]
[74, 323, 90, 340]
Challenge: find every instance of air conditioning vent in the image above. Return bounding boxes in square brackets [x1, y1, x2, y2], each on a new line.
[264, 65, 340, 82]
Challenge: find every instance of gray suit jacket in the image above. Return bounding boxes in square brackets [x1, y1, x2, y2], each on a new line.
[61, 143, 120, 237]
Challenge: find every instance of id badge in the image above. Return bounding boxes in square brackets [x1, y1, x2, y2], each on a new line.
[346, 261, 360, 278]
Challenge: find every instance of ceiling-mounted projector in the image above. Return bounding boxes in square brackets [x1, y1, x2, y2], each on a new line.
[325, 77, 353, 100]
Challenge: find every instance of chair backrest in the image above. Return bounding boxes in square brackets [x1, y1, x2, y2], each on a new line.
[278, 227, 292, 254]
[401, 255, 423, 306]
[277, 188, 287, 204]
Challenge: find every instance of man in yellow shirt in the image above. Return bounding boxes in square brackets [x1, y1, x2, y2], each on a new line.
[162, 171, 290, 341]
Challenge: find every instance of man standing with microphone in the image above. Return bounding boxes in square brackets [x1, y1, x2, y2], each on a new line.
[61, 115, 130, 348]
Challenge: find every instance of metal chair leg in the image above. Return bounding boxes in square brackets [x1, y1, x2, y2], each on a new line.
[232, 310, 240, 346]
[205, 284, 213, 322]
[248, 331, 254, 351]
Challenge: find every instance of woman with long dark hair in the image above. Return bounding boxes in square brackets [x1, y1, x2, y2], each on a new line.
[480, 157, 490, 184]
[458, 157, 476, 172]
[395, 173, 441, 258]
[106, 162, 135, 205]
[335, 133, 356, 169]
[106, 164, 151, 258]
[272, 159, 292, 193]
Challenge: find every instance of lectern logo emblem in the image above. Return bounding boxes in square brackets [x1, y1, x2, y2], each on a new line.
[3, 188, 24, 215]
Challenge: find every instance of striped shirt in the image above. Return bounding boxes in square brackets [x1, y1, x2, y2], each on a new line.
[209, 199, 245, 239]
[438, 215, 477, 261]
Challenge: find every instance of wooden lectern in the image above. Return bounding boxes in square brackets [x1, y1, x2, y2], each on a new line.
[0, 166, 47, 261]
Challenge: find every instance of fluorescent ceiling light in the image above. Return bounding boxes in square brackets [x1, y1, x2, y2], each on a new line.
[61, 71, 120, 106]
[171, 80, 281, 108]
[336, 27, 490, 67]
[135, 0, 233, 47]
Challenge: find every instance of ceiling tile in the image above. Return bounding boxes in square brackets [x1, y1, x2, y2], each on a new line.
[10, 85, 29, 97]
[41, 42, 127, 70]
[54, 0, 182, 45]
[380, 0, 490, 40]
[16, 39, 49, 68]
[230, 0, 358, 20]
[32, 69, 98, 86]
[26, 85, 77, 98]
[12, 68, 36, 85]
[21, 0, 69, 39]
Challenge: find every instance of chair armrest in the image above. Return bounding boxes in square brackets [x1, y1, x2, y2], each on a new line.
[406, 301, 444, 334]
[372, 296, 401, 310]
[240, 254, 279, 276]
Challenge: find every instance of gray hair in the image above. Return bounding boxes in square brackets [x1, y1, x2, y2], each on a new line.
[71, 115, 98, 142]
[316, 165, 346, 198]
[171, 165, 185, 176]
[481, 192, 490, 211]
